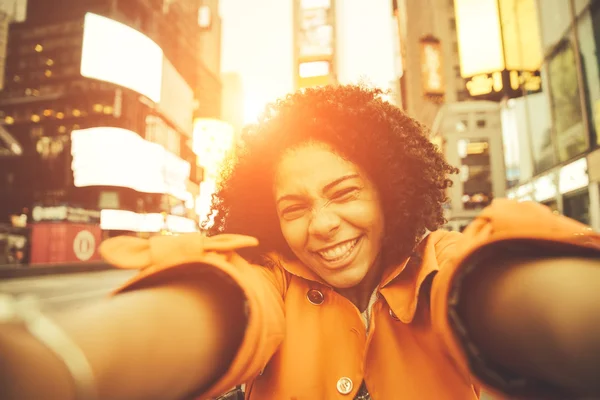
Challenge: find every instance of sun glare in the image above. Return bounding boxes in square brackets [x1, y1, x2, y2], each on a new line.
[243, 92, 268, 124]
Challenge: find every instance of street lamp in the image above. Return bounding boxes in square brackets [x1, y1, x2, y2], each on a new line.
[454, 0, 543, 100]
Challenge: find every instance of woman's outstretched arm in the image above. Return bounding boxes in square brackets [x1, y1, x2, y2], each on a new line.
[0, 268, 247, 400]
[459, 254, 600, 397]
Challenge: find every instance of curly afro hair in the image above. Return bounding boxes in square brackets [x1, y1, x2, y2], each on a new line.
[207, 84, 457, 267]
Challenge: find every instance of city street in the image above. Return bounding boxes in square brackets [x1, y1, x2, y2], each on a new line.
[0, 269, 137, 312]
[0, 0, 596, 398]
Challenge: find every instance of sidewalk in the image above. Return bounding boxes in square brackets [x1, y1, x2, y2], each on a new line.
[0, 262, 116, 280]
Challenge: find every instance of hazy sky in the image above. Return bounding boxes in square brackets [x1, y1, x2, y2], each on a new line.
[219, 0, 397, 122]
[4, 0, 396, 124]
[220, 0, 295, 122]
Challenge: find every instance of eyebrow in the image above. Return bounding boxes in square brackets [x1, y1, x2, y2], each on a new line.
[276, 173, 360, 206]
[322, 173, 360, 193]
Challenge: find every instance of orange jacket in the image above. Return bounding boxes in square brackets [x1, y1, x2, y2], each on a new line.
[101, 200, 600, 400]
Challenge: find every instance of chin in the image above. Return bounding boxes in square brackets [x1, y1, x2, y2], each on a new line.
[322, 266, 369, 289]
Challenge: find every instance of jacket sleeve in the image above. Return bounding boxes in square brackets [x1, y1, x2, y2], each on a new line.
[429, 199, 600, 399]
[99, 233, 287, 399]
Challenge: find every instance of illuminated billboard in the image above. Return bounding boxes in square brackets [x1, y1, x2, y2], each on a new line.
[454, 0, 542, 100]
[81, 13, 163, 103]
[71, 127, 190, 200]
[295, 0, 336, 90]
[420, 36, 445, 97]
[298, 7, 333, 58]
[100, 210, 198, 233]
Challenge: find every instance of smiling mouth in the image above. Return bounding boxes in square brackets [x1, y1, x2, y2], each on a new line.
[315, 237, 361, 262]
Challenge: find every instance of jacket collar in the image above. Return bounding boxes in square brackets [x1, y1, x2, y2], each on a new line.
[379, 234, 439, 323]
[271, 233, 440, 323]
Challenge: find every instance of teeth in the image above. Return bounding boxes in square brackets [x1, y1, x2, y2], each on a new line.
[318, 239, 358, 261]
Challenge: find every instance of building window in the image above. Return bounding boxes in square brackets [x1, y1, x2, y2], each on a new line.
[449, 17, 456, 30]
[548, 38, 588, 162]
[458, 138, 493, 210]
[576, 3, 600, 146]
[454, 64, 461, 78]
[538, 0, 572, 52]
[457, 89, 471, 102]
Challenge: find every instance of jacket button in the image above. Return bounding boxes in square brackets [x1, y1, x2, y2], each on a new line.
[336, 377, 353, 395]
[306, 289, 324, 305]
[389, 307, 400, 320]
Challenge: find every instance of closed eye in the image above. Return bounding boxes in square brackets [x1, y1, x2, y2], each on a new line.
[330, 187, 360, 202]
[281, 204, 309, 220]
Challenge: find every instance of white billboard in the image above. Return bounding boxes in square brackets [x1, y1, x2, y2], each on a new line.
[100, 209, 198, 233]
[298, 7, 333, 58]
[71, 127, 190, 200]
[81, 13, 163, 103]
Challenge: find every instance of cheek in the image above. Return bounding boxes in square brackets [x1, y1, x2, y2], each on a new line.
[339, 201, 384, 232]
[279, 219, 308, 251]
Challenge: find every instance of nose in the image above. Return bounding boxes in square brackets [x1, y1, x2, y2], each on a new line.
[308, 206, 340, 239]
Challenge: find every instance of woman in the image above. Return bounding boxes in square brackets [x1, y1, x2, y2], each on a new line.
[1, 85, 599, 400]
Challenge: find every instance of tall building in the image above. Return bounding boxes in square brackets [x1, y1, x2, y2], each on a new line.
[392, 0, 504, 235]
[196, 0, 223, 119]
[0, 0, 221, 264]
[221, 72, 244, 134]
[293, 0, 398, 98]
[433, 0, 600, 231]
[431, 101, 506, 231]
[293, 0, 337, 90]
[198, 0, 221, 78]
[0, 0, 26, 22]
[394, 0, 470, 127]
[496, 0, 600, 230]
[0, 10, 8, 91]
[0, 0, 25, 91]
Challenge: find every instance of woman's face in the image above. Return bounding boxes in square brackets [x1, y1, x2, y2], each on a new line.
[274, 143, 385, 288]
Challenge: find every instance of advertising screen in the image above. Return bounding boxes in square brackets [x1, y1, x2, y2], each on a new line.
[100, 210, 198, 233]
[454, 0, 504, 77]
[71, 127, 191, 200]
[81, 13, 163, 103]
[298, 7, 333, 58]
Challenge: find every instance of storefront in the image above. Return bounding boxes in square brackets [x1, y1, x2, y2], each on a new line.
[587, 147, 600, 229]
[507, 157, 595, 225]
[27, 206, 103, 265]
[558, 157, 591, 224]
[533, 173, 559, 211]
